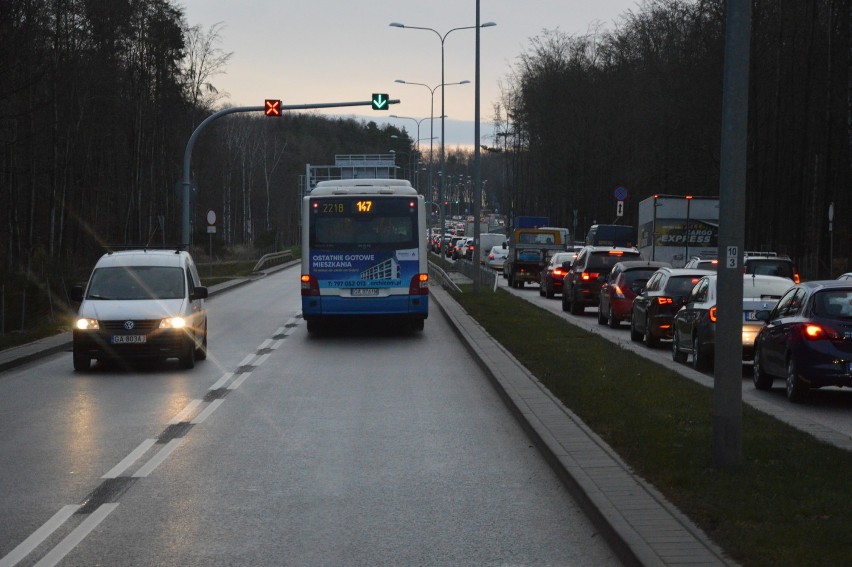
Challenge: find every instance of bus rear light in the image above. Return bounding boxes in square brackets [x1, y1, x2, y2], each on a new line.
[409, 274, 429, 295]
[301, 274, 320, 296]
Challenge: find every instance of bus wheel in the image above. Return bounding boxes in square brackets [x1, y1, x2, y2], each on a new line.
[306, 319, 323, 335]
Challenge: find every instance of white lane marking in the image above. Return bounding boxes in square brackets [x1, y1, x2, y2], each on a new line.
[102, 439, 157, 479]
[274, 326, 286, 336]
[284, 327, 296, 337]
[191, 399, 224, 424]
[258, 339, 272, 350]
[238, 354, 256, 367]
[254, 353, 272, 366]
[270, 339, 285, 350]
[209, 372, 234, 390]
[0, 505, 79, 567]
[228, 372, 251, 390]
[33, 503, 118, 567]
[168, 400, 203, 425]
[132, 439, 184, 478]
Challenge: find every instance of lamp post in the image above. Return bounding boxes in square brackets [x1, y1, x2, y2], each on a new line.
[389, 114, 433, 193]
[394, 78, 466, 206]
[390, 20, 495, 240]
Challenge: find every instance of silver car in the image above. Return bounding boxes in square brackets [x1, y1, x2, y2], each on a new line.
[486, 245, 508, 271]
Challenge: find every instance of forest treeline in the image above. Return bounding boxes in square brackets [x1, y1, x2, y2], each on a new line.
[494, 0, 851, 278]
[2, 0, 851, 283]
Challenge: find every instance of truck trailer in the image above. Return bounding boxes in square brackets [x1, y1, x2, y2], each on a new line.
[637, 195, 719, 267]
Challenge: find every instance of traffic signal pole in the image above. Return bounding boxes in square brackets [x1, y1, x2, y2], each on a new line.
[180, 98, 399, 250]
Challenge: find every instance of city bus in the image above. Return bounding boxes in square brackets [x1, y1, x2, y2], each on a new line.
[300, 179, 429, 334]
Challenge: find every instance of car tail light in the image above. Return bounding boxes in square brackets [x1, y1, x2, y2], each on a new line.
[553, 268, 565, 277]
[613, 285, 625, 299]
[794, 272, 800, 284]
[656, 297, 674, 305]
[802, 323, 841, 340]
[709, 306, 717, 322]
[301, 274, 319, 296]
[581, 272, 600, 281]
[489, 253, 494, 260]
[608, 250, 624, 256]
[409, 273, 429, 295]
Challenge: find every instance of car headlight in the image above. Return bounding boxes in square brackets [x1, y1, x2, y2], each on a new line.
[159, 317, 187, 329]
[75, 318, 99, 330]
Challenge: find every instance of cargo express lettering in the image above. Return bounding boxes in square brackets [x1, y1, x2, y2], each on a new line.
[660, 231, 713, 245]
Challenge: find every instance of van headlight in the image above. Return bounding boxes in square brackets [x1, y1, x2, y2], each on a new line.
[75, 318, 99, 330]
[159, 317, 187, 329]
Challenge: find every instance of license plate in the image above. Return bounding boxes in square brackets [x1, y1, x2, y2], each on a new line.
[744, 311, 759, 321]
[112, 335, 146, 344]
[351, 288, 379, 297]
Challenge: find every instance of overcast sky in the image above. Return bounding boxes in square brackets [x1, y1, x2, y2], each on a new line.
[177, 1, 641, 148]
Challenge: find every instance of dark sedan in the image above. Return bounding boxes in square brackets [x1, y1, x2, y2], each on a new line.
[630, 268, 713, 347]
[753, 280, 852, 403]
[598, 260, 670, 328]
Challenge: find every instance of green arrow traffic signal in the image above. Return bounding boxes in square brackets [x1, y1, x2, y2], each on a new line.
[371, 93, 389, 111]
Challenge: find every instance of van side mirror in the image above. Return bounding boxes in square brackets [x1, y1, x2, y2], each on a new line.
[191, 286, 208, 300]
[70, 284, 84, 302]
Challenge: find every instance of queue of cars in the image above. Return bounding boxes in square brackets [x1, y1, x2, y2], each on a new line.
[510, 242, 852, 404]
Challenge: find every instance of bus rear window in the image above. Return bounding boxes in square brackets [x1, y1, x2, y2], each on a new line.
[310, 197, 417, 248]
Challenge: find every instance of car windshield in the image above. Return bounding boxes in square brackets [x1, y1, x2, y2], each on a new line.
[813, 290, 852, 318]
[742, 277, 792, 299]
[87, 266, 185, 300]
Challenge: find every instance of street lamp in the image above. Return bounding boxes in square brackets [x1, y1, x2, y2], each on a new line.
[390, 114, 435, 193]
[394, 77, 466, 204]
[390, 20, 496, 238]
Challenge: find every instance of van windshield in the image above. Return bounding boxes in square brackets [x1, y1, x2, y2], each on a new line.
[87, 266, 185, 300]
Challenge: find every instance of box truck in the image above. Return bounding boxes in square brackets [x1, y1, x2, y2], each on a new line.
[637, 195, 719, 267]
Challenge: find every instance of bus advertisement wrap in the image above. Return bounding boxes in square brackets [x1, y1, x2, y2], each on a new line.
[310, 249, 419, 289]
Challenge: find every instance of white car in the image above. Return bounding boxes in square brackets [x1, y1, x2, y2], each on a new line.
[486, 245, 509, 271]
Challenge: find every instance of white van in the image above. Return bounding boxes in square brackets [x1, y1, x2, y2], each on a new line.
[70, 250, 208, 370]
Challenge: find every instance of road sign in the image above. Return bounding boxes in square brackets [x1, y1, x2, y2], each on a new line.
[616, 200, 624, 217]
[614, 186, 628, 201]
[206, 209, 217, 226]
[371, 93, 389, 110]
[726, 246, 738, 268]
[264, 99, 282, 116]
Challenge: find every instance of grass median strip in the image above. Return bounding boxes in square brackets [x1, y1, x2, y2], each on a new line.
[454, 285, 852, 567]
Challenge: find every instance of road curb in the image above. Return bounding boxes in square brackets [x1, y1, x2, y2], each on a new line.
[429, 284, 736, 567]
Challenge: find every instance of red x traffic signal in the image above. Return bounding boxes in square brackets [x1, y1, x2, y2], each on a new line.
[264, 99, 282, 117]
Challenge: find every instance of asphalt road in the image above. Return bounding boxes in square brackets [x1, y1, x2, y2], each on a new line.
[0, 266, 619, 566]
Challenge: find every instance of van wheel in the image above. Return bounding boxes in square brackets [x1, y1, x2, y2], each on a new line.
[73, 346, 90, 372]
[179, 336, 196, 369]
[195, 322, 208, 360]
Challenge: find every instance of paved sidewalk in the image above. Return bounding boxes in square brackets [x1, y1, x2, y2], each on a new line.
[429, 284, 736, 567]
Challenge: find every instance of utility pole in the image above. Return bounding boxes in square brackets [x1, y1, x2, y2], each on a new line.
[713, 0, 752, 468]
